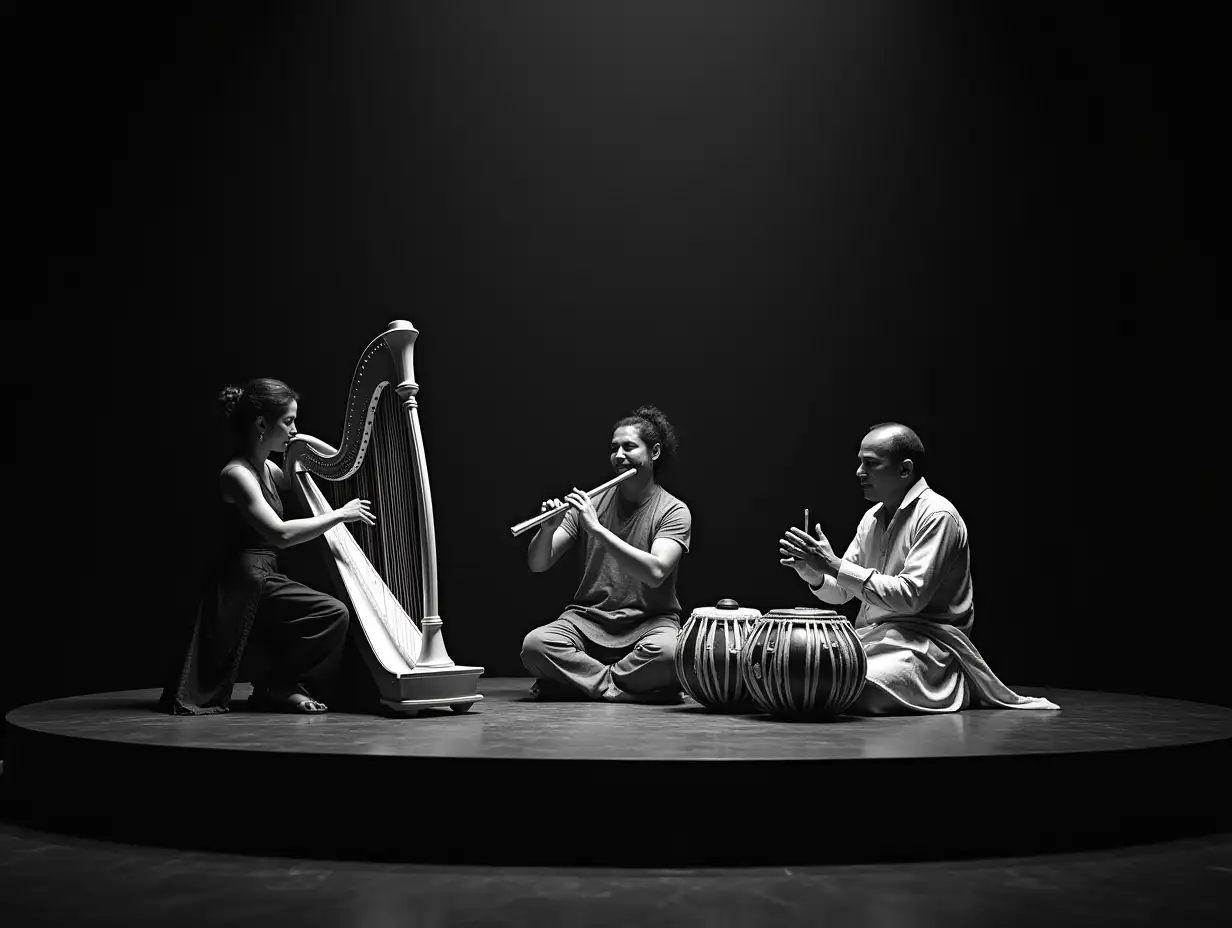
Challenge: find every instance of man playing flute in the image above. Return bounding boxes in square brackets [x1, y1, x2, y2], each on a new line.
[521, 406, 691, 703]
[779, 422, 1058, 714]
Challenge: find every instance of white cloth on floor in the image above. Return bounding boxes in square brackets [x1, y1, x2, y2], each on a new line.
[856, 618, 1060, 714]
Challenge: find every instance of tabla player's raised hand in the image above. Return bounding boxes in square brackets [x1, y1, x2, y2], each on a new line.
[539, 497, 569, 532]
[778, 523, 834, 586]
[791, 523, 835, 559]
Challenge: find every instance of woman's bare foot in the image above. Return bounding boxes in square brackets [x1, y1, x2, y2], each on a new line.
[249, 685, 327, 714]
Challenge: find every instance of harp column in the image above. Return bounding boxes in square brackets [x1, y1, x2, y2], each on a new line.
[390, 320, 456, 669]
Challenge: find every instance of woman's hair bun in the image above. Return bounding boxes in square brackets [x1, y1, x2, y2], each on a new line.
[216, 378, 299, 442]
[217, 385, 245, 418]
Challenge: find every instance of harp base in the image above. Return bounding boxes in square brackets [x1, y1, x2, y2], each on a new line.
[379, 665, 485, 716]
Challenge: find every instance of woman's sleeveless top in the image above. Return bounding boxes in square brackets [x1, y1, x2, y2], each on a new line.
[220, 462, 283, 553]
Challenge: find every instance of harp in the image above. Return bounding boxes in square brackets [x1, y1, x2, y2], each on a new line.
[284, 319, 483, 715]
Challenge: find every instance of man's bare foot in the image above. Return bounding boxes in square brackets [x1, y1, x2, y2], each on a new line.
[249, 685, 328, 714]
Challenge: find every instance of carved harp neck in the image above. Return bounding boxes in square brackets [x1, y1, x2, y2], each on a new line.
[287, 320, 422, 479]
[286, 319, 441, 619]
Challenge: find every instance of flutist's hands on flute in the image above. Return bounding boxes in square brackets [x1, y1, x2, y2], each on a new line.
[538, 497, 570, 533]
[513, 468, 636, 538]
[779, 523, 839, 587]
[535, 490, 601, 535]
[523, 468, 679, 588]
[565, 488, 602, 535]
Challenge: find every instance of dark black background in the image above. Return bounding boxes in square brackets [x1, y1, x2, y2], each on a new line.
[9, 1, 1219, 742]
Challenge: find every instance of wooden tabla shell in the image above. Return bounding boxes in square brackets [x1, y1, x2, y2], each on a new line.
[676, 600, 763, 712]
[739, 607, 867, 720]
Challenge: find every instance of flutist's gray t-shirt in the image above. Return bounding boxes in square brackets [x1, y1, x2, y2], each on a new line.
[558, 484, 691, 648]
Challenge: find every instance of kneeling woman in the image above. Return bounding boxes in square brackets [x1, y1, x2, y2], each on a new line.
[159, 378, 374, 715]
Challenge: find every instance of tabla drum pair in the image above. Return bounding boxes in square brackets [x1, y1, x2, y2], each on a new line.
[676, 601, 867, 720]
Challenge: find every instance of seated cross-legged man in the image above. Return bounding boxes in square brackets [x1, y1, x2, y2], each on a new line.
[779, 422, 1059, 715]
[521, 406, 691, 704]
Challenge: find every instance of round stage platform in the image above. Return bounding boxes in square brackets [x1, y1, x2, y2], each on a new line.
[4, 678, 1230, 866]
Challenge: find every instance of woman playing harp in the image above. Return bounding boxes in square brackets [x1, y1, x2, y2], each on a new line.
[159, 378, 374, 716]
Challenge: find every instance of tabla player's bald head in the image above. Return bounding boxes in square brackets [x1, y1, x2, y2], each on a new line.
[857, 422, 925, 505]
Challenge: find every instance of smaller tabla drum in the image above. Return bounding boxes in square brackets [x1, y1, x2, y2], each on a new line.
[676, 599, 763, 712]
[740, 607, 867, 720]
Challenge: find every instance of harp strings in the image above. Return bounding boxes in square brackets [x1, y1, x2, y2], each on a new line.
[323, 388, 425, 626]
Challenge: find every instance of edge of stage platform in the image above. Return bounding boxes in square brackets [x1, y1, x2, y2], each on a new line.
[3, 679, 1230, 867]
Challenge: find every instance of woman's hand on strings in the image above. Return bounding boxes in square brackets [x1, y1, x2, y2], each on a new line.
[338, 498, 376, 526]
[566, 488, 601, 535]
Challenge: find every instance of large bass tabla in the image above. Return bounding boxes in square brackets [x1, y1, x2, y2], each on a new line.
[675, 599, 763, 712]
[740, 608, 867, 720]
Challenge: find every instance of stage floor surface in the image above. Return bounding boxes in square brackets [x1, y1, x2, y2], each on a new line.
[5, 678, 1230, 866]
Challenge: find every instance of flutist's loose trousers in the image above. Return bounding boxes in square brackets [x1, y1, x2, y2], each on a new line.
[521, 616, 679, 701]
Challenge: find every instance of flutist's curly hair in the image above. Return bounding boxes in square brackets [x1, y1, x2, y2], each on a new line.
[613, 405, 679, 474]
